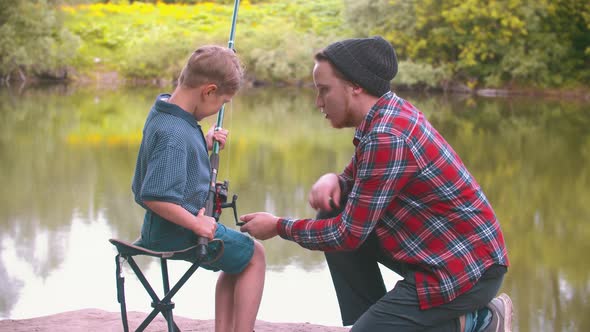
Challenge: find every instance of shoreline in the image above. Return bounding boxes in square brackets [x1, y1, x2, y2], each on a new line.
[3, 72, 589, 101]
[0, 309, 350, 332]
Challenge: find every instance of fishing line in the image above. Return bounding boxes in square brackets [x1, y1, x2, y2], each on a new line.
[225, 99, 233, 177]
[197, 0, 241, 260]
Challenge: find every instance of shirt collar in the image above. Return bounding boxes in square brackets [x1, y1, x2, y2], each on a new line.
[154, 93, 200, 129]
[353, 91, 395, 146]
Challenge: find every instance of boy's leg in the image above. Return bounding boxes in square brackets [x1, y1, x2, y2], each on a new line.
[227, 240, 265, 332]
[215, 242, 265, 332]
[204, 224, 265, 332]
[215, 272, 236, 331]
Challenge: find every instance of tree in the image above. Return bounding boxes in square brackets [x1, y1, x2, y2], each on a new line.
[0, 0, 79, 82]
[343, 0, 590, 86]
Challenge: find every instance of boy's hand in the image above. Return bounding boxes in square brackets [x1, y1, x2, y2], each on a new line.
[308, 173, 341, 212]
[239, 212, 279, 240]
[193, 208, 217, 240]
[206, 126, 229, 151]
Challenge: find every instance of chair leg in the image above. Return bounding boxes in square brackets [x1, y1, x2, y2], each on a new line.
[160, 259, 179, 332]
[117, 255, 202, 332]
[126, 257, 164, 332]
[115, 254, 130, 332]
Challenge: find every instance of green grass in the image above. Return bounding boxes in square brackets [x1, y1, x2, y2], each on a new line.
[62, 1, 350, 83]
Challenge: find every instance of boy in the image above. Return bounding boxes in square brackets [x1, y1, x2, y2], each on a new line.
[132, 45, 265, 332]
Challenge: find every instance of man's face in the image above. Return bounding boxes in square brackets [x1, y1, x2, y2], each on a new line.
[312, 60, 355, 129]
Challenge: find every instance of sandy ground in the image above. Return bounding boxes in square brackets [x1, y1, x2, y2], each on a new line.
[0, 309, 350, 332]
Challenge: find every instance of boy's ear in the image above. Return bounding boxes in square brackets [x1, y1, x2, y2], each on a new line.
[202, 84, 218, 96]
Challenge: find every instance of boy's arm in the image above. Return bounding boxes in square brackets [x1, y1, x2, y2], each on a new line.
[143, 200, 217, 240]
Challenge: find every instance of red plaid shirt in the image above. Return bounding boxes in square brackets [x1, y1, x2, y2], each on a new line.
[277, 92, 508, 309]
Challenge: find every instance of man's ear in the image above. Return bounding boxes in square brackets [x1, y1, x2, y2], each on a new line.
[350, 83, 364, 95]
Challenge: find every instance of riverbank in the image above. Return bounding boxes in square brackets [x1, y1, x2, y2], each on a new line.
[0, 309, 350, 332]
[4, 72, 589, 101]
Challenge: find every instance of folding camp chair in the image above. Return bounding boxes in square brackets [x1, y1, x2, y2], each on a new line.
[110, 182, 237, 331]
[109, 239, 222, 332]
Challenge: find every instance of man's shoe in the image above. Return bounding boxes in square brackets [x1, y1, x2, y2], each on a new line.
[483, 293, 513, 332]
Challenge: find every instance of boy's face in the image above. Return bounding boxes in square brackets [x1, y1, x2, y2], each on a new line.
[195, 85, 234, 121]
[312, 60, 355, 129]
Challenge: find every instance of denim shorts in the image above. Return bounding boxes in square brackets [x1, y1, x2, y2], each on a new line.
[135, 211, 254, 274]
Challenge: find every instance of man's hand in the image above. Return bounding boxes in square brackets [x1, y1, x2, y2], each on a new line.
[239, 212, 279, 240]
[192, 208, 217, 240]
[205, 126, 229, 151]
[308, 173, 341, 211]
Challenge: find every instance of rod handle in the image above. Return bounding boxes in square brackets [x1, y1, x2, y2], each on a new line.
[196, 236, 208, 261]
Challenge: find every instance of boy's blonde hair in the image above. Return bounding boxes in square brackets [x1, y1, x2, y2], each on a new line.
[178, 45, 243, 95]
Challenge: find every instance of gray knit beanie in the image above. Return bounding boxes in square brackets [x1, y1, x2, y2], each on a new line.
[323, 36, 398, 97]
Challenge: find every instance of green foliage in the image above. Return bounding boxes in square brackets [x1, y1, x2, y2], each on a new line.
[119, 31, 217, 81]
[7, 0, 589, 88]
[343, 0, 590, 87]
[395, 61, 452, 89]
[243, 20, 323, 83]
[0, 0, 79, 80]
[61, 0, 348, 83]
[237, 0, 348, 84]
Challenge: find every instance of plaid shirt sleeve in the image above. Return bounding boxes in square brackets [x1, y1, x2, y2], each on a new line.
[338, 159, 354, 196]
[277, 131, 417, 250]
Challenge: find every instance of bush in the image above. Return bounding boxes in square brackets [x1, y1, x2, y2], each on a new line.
[118, 31, 224, 80]
[62, 0, 349, 83]
[395, 61, 452, 90]
[241, 22, 325, 84]
[0, 0, 79, 80]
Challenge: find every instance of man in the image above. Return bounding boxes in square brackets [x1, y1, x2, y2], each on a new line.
[240, 36, 512, 332]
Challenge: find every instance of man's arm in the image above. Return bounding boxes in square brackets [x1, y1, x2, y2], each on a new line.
[242, 133, 417, 251]
[307, 158, 354, 212]
[338, 159, 354, 197]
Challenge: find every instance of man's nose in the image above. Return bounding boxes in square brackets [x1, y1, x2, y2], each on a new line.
[315, 97, 323, 108]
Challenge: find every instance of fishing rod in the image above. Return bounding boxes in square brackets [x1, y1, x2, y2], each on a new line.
[196, 0, 241, 261]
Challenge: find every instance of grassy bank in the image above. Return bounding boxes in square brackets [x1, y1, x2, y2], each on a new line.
[62, 1, 349, 84]
[59, 1, 459, 91]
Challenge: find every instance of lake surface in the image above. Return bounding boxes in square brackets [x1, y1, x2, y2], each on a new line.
[0, 84, 588, 331]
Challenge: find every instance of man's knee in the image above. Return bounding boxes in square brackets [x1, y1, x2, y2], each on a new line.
[324, 250, 351, 267]
[349, 307, 416, 332]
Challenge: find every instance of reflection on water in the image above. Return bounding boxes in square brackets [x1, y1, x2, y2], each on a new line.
[0, 84, 588, 331]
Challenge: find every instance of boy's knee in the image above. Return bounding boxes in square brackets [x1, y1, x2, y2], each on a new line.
[252, 240, 266, 264]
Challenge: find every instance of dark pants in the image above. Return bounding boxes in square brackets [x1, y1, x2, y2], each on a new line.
[318, 210, 505, 331]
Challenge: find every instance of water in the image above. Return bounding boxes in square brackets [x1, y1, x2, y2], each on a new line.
[0, 84, 588, 331]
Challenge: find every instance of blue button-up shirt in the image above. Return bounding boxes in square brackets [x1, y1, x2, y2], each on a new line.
[132, 94, 210, 215]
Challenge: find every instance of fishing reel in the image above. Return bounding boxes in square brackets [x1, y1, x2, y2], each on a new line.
[212, 180, 241, 226]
